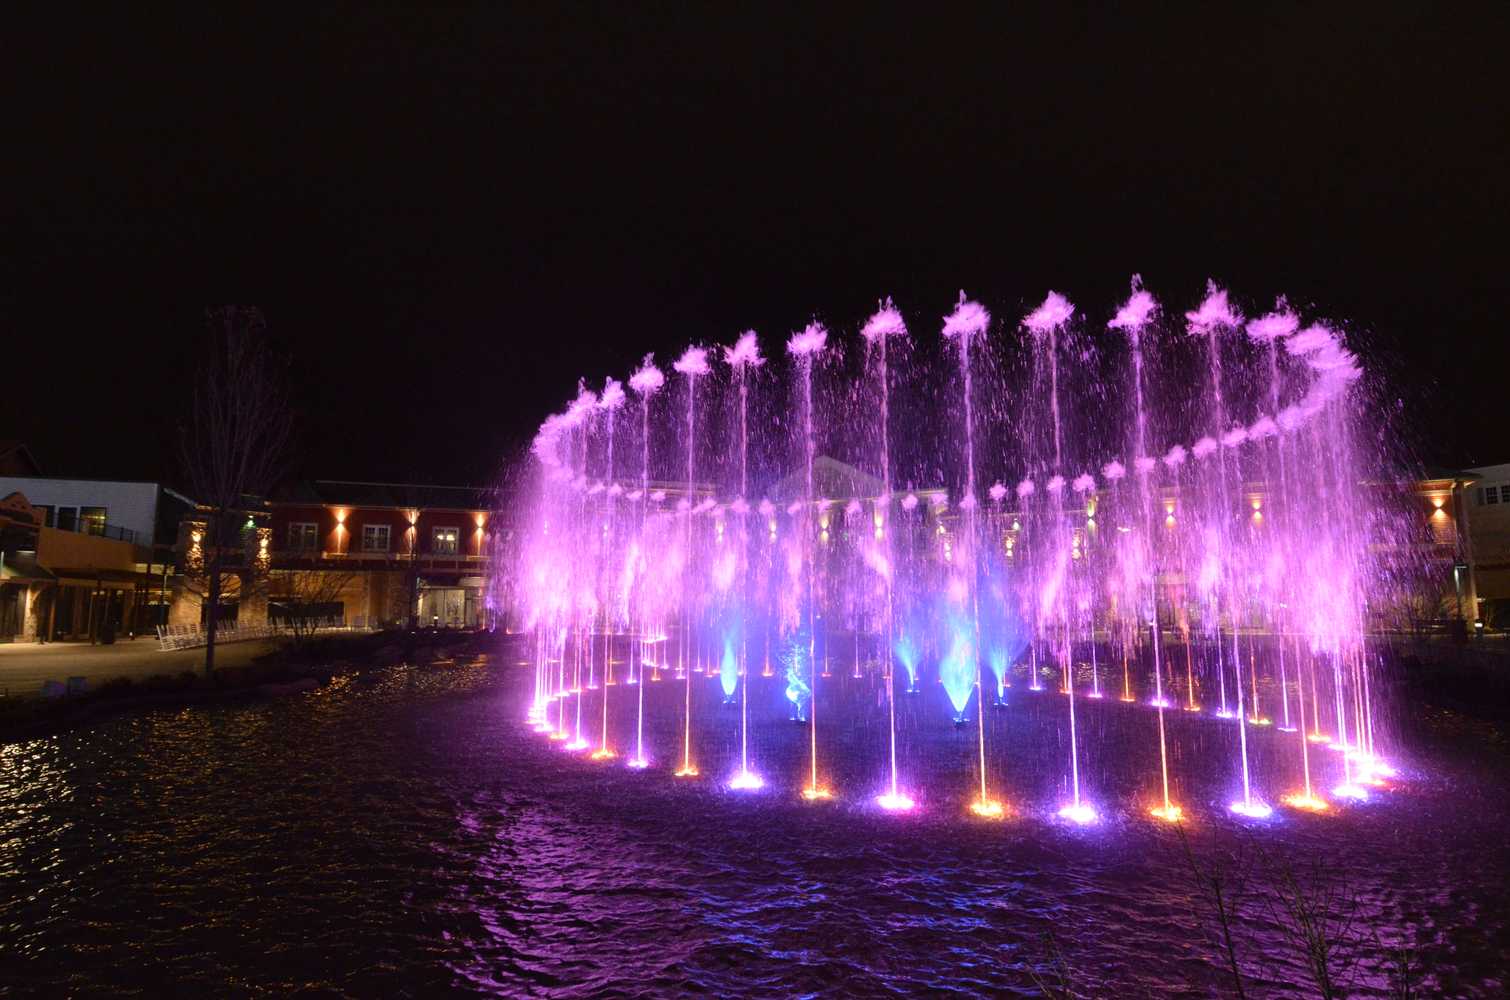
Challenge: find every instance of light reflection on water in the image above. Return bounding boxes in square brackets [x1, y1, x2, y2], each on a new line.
[0, 643, 1504, 997]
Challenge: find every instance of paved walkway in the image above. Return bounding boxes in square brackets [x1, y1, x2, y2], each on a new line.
[0, 638, 283, 697]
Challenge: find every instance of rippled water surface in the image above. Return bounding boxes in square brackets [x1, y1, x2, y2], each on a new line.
[2, 641, 1506, 997]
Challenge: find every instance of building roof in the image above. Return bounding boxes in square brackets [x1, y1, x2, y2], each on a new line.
[1465, 462, 1510, 480]
[767, 455, 886, 503]
[0, 441, 41, 477]
[274, 480, 493, 511]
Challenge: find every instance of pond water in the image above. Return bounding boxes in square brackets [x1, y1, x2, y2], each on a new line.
[1, 639, 1505, 996]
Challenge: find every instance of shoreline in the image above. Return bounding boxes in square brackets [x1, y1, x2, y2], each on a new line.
[0, 629, 504, 744]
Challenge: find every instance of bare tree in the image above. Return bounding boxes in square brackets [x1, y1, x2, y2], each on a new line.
[179, 307, 292, 675]
[269, 567, 358, 646]
[1174, 823, 1255, 998]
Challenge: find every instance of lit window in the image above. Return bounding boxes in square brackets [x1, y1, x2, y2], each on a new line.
[361, 524, 391, 552]
[432, 526, 459, 555]
[288, 522, 318, 550]
[81, 507, 108, 536]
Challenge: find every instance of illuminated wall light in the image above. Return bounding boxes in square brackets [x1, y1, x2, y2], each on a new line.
[1165, 514, 1176, 528]
[1011, 520, 1020, 531]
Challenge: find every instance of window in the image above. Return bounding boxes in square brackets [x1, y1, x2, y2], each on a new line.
[432, 526, 459, 555]
[81, 507, 107, 536]
[1487, 486, 1501, 505]
[54, 506, 78, 532]
[361, 524, 390, 552]
[288, 522, 318, 551]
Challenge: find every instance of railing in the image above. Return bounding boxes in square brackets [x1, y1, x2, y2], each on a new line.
[53, 520, 137, 544]
[312, 550, 487, 562]
[154, 616, 374, 651]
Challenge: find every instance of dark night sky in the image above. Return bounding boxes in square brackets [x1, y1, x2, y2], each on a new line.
[5, 4, 1507, 488]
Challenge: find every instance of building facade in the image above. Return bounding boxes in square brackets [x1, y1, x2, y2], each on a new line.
[261, 481, 496, 629]
[0, 475, 196, 635]
[1, 491, 155, 642]
[1464, 462, 1510, 628]
[0, 475, 194, 550]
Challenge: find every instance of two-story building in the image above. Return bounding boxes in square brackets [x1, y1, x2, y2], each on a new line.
[0, 474, 198, 635]
[1, 490, 158, 642]
[265, 480, 496, 628]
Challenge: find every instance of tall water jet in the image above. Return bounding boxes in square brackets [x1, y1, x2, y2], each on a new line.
[592, 377, 626, 760]
[945, 293, 1001, 819]
[1026, 291, 1094, 824]
[725, 331, 764, 790]
[1188, 284, 1267, 818]
[566, 384, 598, 752]
[788, 321, 830, 801]
[673, 345, 709, 778]
[626, 356, 664, 769]
[1111, 278, 1179, 821]
[1247, 302, 1300, 733]
[863, 298, 913, 811]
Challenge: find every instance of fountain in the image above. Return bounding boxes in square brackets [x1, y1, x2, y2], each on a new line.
[511, 279, 1410, 825]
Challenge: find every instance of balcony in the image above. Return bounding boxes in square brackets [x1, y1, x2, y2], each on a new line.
[53, 518, 136, 544]
[270, 544, 488, 568]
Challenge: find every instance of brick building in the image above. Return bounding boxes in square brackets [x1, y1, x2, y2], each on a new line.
[260, 480, 497, 628]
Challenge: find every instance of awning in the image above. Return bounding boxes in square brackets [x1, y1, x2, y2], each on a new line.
[44, 567, 150, 585]
[0, 552, 56, 584]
